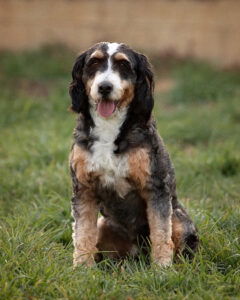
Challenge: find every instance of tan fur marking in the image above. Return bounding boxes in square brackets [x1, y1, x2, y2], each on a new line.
[118, 83, 135, 108]
[172, 215, 185, 253]
[85, 78, 94, 96]
[128, 148, 150, 189]
[70, 144, 90, 186]
[73, 188, 98, 267]
[146, 202, 174, 266]
[90, 50, 104, 59]
[114, 52, 130, 62]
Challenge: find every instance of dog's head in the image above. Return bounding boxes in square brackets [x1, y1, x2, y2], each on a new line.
[70, 42, 154, 122]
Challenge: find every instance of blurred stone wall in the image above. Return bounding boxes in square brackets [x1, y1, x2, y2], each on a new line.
[0, 0, 239, 66]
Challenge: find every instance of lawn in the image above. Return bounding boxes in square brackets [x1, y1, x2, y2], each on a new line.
[0, 46, 240, 300]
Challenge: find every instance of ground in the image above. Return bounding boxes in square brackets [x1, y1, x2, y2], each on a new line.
[0, 46, 240, 300]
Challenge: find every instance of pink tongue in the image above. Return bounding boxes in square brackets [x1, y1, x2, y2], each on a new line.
[97, 100, 116, 118]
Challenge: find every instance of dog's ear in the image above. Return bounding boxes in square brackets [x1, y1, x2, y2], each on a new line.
[114, 53, 154, 153]
[69, 51, 88, 113]
[133, 53, 154, 122]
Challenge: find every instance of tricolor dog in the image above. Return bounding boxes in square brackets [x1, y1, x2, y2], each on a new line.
[69, 42, 198, 267]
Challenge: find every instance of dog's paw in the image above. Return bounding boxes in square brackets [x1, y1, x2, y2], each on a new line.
[73, 252, 96, 268]
[152, 241, 174, 268]
[153, 256, 173, 268]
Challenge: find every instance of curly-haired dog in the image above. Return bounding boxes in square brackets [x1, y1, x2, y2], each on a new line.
[69, 42, 198, 267]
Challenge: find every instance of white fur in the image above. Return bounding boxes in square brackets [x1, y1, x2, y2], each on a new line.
[87, 106, 130, 197]
[107, 42, 120, 56]
[89, 42, 124, 104]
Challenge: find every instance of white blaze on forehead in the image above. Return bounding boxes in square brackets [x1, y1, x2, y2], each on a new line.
[106, 42, 120, 56]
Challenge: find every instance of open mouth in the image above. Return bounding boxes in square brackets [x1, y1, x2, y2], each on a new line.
[97, 100, 117, 118]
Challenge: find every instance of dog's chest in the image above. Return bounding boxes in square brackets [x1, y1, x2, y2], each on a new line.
[86, 111, 130, 196]
[88, 139, 129, 187]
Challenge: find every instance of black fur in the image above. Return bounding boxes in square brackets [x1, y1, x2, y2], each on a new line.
[69, 51, 94, 137]
[69, 51, 88, 113]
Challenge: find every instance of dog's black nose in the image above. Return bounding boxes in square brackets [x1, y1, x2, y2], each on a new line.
[98, 81, 113, 96]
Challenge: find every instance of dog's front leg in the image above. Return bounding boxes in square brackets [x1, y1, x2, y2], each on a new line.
[72, 188, 98, 267]
[146, 188, 174, 267]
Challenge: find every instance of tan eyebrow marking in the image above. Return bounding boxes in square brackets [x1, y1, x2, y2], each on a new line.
[114, 52, 130, 62]
[90, 50, 104, 59]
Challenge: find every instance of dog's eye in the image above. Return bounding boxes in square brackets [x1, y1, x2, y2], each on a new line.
[118, 59, 130, 68]
[88, 58, 101, 66]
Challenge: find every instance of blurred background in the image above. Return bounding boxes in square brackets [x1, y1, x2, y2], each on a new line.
[0, 1, 240, 298]
[1, 0, 240, 66]
[0, 0, 240, 65]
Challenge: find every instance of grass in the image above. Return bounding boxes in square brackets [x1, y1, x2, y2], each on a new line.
[0, 46, 240, 300]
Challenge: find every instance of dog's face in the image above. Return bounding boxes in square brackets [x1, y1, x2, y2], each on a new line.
[70, 42, 154, 122]
[84, 43, 137, 118]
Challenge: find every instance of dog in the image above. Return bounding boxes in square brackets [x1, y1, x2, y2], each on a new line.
[69, 42, 198, 267]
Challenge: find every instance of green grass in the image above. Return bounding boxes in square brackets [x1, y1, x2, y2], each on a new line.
[0, 46, 240, 300]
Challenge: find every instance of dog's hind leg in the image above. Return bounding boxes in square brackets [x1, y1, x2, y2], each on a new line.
[95, 217, 138, 261]
[171, 203, 199, 259]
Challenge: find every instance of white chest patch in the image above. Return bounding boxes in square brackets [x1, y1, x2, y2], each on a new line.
[87, 108, 130, 197]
